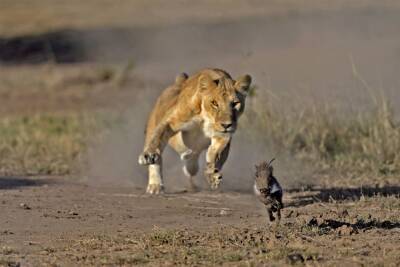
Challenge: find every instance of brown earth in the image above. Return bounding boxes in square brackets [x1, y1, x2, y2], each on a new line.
[0, 176, 399, 266]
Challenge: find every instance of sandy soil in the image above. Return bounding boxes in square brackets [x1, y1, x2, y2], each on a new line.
[0, 176, 399, 266]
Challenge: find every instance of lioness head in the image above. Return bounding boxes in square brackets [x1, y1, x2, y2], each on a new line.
[198, 73, 252, 137]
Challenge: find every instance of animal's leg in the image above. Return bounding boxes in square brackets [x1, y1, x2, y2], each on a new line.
[183, 154, 199, 176]
[183, 153, 200, 191]
[146, 158, 164, 194]
[215, 140, 231, 170]
[267, 208, 275, 222]
[139, 122, 176, 195]
[138, 122, 175, 165]
[204, 136, 231, 190]
[168, 133, 199, 191]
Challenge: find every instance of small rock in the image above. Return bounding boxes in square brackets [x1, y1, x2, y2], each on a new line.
[2, 230, 14, 235]
[68, 211, 78, 216]
[19, 203, 31, 210]
[219, 209, 229, 216]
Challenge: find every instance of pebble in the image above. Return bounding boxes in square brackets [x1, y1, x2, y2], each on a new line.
[219, 209, 230, 216]
[19, 203, 31, 210]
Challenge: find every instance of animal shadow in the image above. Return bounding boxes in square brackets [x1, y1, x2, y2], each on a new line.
[308, 216, 400, 231]
[287, 185, 400, 207]
[0, 30, 84, 64]
[0, 176, 53, 190]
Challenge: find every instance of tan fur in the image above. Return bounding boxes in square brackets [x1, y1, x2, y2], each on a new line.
[138, 68, 252, 194]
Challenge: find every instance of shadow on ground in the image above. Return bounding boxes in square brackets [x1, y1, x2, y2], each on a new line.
[308, 216, 400, 231]
[0, 176, 54, 190]
[0, 30, 85, 64]
[287, 185, 400, 207]
[2, 6, 399, 65]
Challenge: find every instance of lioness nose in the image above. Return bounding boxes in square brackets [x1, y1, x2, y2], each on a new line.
[221, 123, 233, 130]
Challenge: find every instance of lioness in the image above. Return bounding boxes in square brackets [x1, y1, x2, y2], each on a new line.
[138, 68, 252, 194]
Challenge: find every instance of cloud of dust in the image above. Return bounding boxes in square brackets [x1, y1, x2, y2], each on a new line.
[86, 89, 153, 188]
[85, 4, 400, 191]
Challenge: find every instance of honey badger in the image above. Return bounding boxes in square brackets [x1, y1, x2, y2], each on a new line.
[254, 159, 283, 221]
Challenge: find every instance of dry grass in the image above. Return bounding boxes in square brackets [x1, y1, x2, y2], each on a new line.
[0, 91, 398, 179]
[0, 112, 111, 176]
[56, 195, 398, 266]
[39, 197, 400, 266]
[241, 89, 400, 177]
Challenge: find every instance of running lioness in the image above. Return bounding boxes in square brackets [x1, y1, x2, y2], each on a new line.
[138, 68, 252, 194]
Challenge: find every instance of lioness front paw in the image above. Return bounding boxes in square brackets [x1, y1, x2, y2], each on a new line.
[146, 183, 164, 195]
[206, 171, 223, 190]
[138, 151, 160, 165]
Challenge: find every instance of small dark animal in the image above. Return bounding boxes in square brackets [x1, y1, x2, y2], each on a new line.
[254, 158, 283, 222]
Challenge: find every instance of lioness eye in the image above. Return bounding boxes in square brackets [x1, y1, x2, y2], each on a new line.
[211, 100, 219, 108]
[232, 101, 241, 109]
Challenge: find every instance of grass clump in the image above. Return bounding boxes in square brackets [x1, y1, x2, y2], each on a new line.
[241, 92, 400, 177]
[0, 112, 107, 175]
[65, 227, 324, 266]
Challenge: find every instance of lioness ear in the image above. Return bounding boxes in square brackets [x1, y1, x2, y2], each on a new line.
[198, 74, 215, 91]
[235, 74, 252, 95]
[175, 72, 188, 85]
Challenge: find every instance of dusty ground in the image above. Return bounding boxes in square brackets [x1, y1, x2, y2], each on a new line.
[0, 177, 399, 266]
[0, 1, 400, 266]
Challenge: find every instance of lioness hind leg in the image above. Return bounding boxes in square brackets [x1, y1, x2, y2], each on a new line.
[146, 159, 164, 194]
[168, 133, 199, 191]
[182, 154, 199, 191]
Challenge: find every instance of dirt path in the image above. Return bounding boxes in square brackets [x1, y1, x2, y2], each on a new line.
[0, 177, 263, 265]
[0, 177, 399, 266]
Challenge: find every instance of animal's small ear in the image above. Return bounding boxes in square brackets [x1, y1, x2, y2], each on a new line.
[198, 74, 215, 90]
[175, 72, 188, 85]
[235, 74, 252, 95]
[268, 165, 274, 174]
